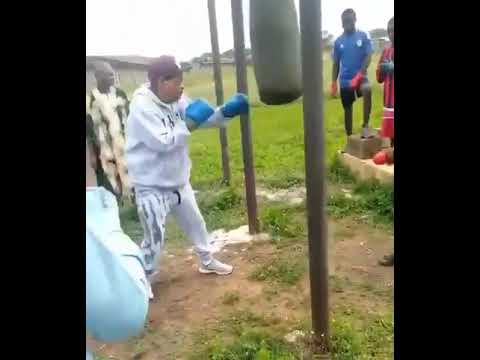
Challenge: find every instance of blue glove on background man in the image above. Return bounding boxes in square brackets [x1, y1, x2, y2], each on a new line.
[380, 61, 394, 74]
[221, 93, 249, 118]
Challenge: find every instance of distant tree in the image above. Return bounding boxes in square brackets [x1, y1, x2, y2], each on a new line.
[180, 61, 192, 72]
[322, 30, 334, 50]
[221, 48, 251, 58]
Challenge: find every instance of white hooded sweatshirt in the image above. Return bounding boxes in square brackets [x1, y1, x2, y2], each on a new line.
[125, 85, 227, 191]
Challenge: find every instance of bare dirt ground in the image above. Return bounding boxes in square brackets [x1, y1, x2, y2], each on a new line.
[87, 216, 393, 360]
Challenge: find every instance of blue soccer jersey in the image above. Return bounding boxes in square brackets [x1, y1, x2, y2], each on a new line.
[333, 30, 373, 88]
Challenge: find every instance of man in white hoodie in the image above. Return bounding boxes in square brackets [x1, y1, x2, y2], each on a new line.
[126, 56, 248, 296]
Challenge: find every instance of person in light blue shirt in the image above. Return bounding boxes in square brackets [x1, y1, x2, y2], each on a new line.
[86, 141, 149, 360]
[331, 8, 373, 140]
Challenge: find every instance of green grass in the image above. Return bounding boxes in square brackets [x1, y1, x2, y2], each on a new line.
[193, 330, 299, 360]
[120, 53, 384, 190]
[191, 309, 298, 360]
[114, 55, 392, 359]
[326, 158, 394, 228]
[191, 306, 393, 360]
[182, 54, 383, 190]
[260, 204, 306, 239]
[119, 52, 391, 243]
[327, 185, 393, 228]
[249, 256, 307, 287]
[330, 275, 394, 303]
[331, 310, 394, 360]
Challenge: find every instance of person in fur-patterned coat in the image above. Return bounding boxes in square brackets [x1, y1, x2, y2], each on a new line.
[86, 61, 131, 199]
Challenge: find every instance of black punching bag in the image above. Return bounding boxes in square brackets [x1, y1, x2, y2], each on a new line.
[250, 0, 302, 105]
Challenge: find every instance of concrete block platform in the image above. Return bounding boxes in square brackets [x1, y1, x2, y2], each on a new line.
[338, 151, 394, 184]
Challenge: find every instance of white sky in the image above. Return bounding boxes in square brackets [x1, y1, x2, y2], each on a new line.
[86, 0, 394, 62]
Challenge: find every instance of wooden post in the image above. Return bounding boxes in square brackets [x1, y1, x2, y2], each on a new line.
[207, 0, 231, 185]
[230, 0, 259, 234]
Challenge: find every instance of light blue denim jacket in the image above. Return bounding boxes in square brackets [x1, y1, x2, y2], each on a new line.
[86, 187, 149, 359]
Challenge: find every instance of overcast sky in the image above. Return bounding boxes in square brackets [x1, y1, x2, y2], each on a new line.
[86, 0, 394, 62]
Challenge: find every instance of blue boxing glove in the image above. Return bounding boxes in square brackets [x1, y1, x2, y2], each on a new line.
[221, 93, 249, 118]
[185, 99, 215, 125]
[380, 61, 394, 74]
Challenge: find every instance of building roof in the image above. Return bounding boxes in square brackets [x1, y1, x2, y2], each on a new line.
[86, 55, 153, 70]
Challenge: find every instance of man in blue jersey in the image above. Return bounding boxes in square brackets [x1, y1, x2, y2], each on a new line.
[331, 9, 373, 139]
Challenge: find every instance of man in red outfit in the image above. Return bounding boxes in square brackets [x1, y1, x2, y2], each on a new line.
[378, 17, 394, 267]
[377, 17, 394, 148]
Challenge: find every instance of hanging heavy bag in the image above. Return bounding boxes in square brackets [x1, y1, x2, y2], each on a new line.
[250, 0, 302, 105]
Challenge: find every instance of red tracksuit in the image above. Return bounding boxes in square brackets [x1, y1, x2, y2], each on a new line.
[377, 46, 394, 139]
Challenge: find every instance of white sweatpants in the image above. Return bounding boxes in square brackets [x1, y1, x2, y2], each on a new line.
[135, 183, 212, 276]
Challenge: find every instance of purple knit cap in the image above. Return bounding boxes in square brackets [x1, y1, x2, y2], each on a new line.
[148, 55, 182, 84]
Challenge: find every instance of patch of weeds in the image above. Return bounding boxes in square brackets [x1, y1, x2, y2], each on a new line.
[196, 188, 246, 231]
[327, 181, 393, 228]
[260, 205, 305, 240]
[199, 187, 243, 213]
[326, 160, 394, 228]
[361, 315, 394, 359]
[330, 275, 393, 303]
[262, 287, 280, 302]
[192, 304, 392, 360]
[330, 309, 394, 360]
[262, 174, 304, 189]
[221, 310, 270, 336]
[329, 275, 353, 294]
[356, 282, 394, 303]
[249, 257, 306, 286]
[331, 316, 363, 359]
[222, 291, 240, 305]
[327, 194, 361, 219]
[192, 330, 300, 360]
[328, 157, 356, 185]
[352, 181, 393, 225]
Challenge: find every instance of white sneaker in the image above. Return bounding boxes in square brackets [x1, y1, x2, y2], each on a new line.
[148, 284, 154, 300]
[146, 271, 159, 300]
[198, 258, 233, 275]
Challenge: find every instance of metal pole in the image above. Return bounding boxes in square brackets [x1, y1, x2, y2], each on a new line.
[299, 0, 331, 355]
[230, 0, 259, 234]
[207, 0, 231, 185]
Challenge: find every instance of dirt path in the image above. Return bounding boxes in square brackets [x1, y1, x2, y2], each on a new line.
[88, 217, 393, 360]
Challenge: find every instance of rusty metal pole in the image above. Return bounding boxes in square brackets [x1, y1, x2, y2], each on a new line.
[230, 0, 259, 234]
[299, 0, 331, 356]
[207, 0, 231, 185]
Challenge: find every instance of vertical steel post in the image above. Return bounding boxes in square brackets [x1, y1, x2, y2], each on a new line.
[299, 0, 331, 355]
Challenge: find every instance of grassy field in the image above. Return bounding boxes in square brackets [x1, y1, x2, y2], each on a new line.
[98, 53, 394, 360]
[183, 54, 384, 189]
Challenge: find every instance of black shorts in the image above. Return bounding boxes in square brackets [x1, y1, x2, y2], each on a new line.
[340, 79, 369, 108]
